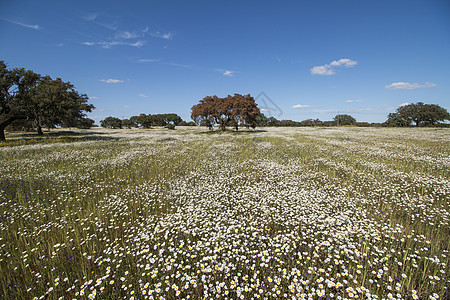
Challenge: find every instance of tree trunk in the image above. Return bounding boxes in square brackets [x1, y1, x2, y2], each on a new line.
[0, 127, 5, 142]
[37, 125, 43, 136]
[0, 115, 20, 141]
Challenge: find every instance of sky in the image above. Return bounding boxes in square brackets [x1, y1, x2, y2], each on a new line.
[1, 0, 449, 124]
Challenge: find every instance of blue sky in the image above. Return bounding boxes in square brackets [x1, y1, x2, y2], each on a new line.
[1, 0, 449, 123]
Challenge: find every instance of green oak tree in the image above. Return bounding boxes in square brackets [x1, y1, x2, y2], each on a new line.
[387, 102, 449, 126]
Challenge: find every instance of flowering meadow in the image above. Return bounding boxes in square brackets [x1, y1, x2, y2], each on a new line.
[0, 127, 448, 300]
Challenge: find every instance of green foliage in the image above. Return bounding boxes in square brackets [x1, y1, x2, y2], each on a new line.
[121, 118, 134, 129]
[0, 61, 95, 140]
[333, 114, 356, 126]
[387, 102, 450, 127]
[75, 117, 95, 129]
[129, 113, 184, 127]
[166, 123, 176, 130]
[178, 120, 196, 126]
[100, 116, 122, 129]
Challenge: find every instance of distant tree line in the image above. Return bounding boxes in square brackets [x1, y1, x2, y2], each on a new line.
[100, 113, 194, 129]
[100, 101, 450, 131]
[1, 61, 95, 141]
[255, 114, 366, 127]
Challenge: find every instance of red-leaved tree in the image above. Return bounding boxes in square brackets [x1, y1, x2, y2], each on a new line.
[191, 94, 260, 131]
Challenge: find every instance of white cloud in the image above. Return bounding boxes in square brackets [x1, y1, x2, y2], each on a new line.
[138, 58, 161, 63]
[292, 104, 310, 109]
[99, 41, 144, 48]
[223, 70, 235, 77]
[345, 99, 363, 103]
[167, 62, 191, 68]
[151, 31, 173, 40]
[89, 96, 99, 99]
[97, 21, 118, 31]
[399, 102, 410, 107]
[83, 13, 98, 21]
[311, 58, 357, 76]
[138, 94, 148, 98]
[100, 79, 124, 84]
[385, 82, 436, 90]
[83, 40, 144, 48]
[116, 31, 140, 39]
[129, 41, 144, 47]
[0, 17, 42, 30]
[310, 65, 335, 75]
[139, 59, 191, 68]
[329, 58, 357, 67]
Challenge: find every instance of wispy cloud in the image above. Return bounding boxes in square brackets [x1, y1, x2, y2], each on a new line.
[89, 96, 99, 100]
[216, 68, 236, 76]
[100, 40, 144, 48]
[138, 58, 161, 63]
[150, 31, 173, 40]
[167, 62, 190, 68]
[138, 59, 191, 68]
[96, 21, 118, 31]
[345, 99, 363, 103]
[129, 41, 144, 47]
[116, 31, 141, 39]
[83, 13, 98, 21]
[385, 82, 436, 90]
[138, 94, 148, 98]
[100, 79, 124, 84]
[311, 58, 357, 75]
[223, 70, 235, 77]
[81, 12, 117, 30]
[123, 105, 132, 108]
[292, 104, 310, 109]
[0, 17, 42, 30]
[399, 102, 410, 107]
[83, 40, 144, 48]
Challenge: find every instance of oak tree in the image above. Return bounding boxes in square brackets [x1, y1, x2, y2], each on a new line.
[191, 94, 260, 131]
[333, 114, 356, 126]
[100, 116, 122, 129]
[387, 102, 449, 126]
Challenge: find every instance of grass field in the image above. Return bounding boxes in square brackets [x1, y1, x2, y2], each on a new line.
[0, 127, 448, 299]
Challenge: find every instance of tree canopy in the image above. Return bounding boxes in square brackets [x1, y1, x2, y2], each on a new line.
[191, 94, 260, 131]
[386, 102, 450, 127]
[100, 116, 122, 129]
[0, 61, 94, 140]
[333, 114, 356, 126]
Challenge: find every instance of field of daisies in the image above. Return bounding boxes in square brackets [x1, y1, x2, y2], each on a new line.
[0, 126, 448, 300]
